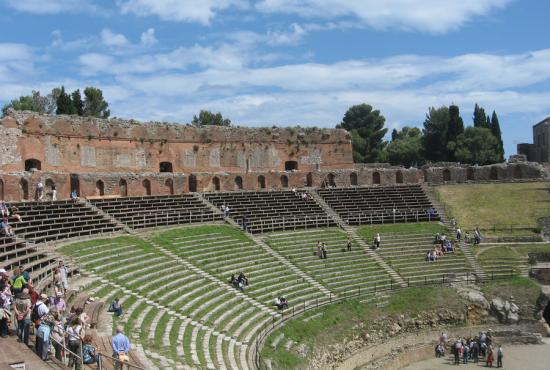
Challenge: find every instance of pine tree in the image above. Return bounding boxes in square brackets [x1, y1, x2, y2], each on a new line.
[446, 104, 464, 161]
[56, 86, 75, 115]
[71, 89, 84, 116]
[391, 128, 398, 141]
[491, 111, 504, 161]
[473, 103, 487, 128]
[486, 116, 492, 130]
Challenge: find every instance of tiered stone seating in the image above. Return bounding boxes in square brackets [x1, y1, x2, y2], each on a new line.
[62, 235, 273, 369]
[318, 185, 439, 225]
[11, 200, 122, 243]
[156, 226, 328, 307]
[204, 190, 335, 233]
[0, 235, 59, 289]
[265, 228, 394, 295]
[90, 194, 223, 229]
[375, 232, 472, 285]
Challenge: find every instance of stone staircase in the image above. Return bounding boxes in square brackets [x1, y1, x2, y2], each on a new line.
[309, 189, 407, 288]
[538, 217, 550, 241]
[81, 198, 134, 234]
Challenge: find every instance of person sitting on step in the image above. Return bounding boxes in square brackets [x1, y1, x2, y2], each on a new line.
[108, 297, 123, 317]
[274, 296, 288, 310]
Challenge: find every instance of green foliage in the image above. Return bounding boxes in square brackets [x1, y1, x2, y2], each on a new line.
[473, 103, 488, 128]
[56, 86, 76, 115]
[71, 89, 84, 116]
[446, 105, 464, 161]
[83, 87, 110, 118]
[422, 106, 450, 162]
[490, 111, 505, 161]
[192, 110, 231, 126]
[2, 90, 54, 116]
[358, 222, 446, 242]
[337, 103, 387, 163]
[454, 127, 501, 165]
[386, 126, 424, 166]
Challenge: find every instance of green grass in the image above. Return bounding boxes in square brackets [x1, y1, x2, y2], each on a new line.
[477, 243, 550, 259]
[481, 277, 541, 307]
[358, 222, 446, 242]
[261, 286, 464, 370]
[153, 224, 253, 245]
[435, 182, 550, 230]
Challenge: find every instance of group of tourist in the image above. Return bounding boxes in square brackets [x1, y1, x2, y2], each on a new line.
[427, 233, 455, 262]
[0, 202, 22, 237]
[0, 260, 132, 369]
[437, 331, 503, 367]
[229, 272, 249, 291]
[291, 187, 313, 201]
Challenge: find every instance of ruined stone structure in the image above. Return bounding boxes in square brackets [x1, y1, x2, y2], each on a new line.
[518, 117, 550, 162]
[0, 110, 546, 201]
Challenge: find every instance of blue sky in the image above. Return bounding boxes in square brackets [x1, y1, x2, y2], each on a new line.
[1, 0, 549, 157]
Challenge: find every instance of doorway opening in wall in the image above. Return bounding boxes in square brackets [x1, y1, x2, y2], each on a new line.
[96, 180, 105, 196]
[322, 173, 336, 188]
[165, 179, 174, 195]
[189, 175, 197, 192]
[20, 179, 29, 200]
[143, 179, 151, 195]
[235, 176, 243, 190]
[513, 166, 522, 179]
[350, 172, 358, 186]
[0, 179, 4, 200]
[258, 175, 266, 189]
[280, 175, 289, 188]
[396, 171, 403, 184]
[372, 172, 381, 185]
[70, 175, 80, 196]
[119, 179, 128, 197]
[25, 159, 41, 171]
[285, 161, 298, 171]
[443, 169, 451, 182]
[212, 177, 221, 191]
[490, 167, 498, 180]
[466, 167, 475, 181]
[306, 172, 313, 187]
[159, 162, 173, 173]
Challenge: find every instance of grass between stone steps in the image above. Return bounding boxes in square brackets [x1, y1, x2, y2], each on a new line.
[260, 286, 465, 370]
[480, 277, 541, 308]
[357, 222, 447, 243]
[153, 224, 253, 245]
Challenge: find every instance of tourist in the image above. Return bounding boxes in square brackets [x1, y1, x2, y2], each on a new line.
[374, 233, 381, 249]
[54, 291, 66, 315]
[50, 312, 64, 361]
[11, 268, 26, 295]
[274, 296, 288, 310]
[71, 190, 78, 202]
[435, 343, 445, 357]
[496, 345, 503, 368]
[13, 288, 32, 345]
[0, 287, 10, 338]
[112, 326, 131, 370]
[316, 241, 322, 258]
[237, 272, 249, 290]
[321, 243, 327, 259]
[462, 341, 469, 364]
[35, 314, 54, 361]
[1, 217, 14, 236]
[58, 260, 69, 293]
[108, 298, 123, 317]
[474, 227, 482, 245]
[51, 185, 57, 201]
[454, 339, 462, 365]
[82, 334, 99, 365]
[486, 345, 494, 367]
[33, 294, 50, 327]
[346, 236, 352, 252]
[456, 227, 462, 241]
[67, 317, 84, 370]
[9, 206, 22, 222]
[36, 181, 44, 201]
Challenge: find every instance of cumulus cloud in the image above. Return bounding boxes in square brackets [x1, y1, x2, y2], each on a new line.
[140, 28, 157, 46]
[4, 0, 99, 14]
[255, 0, 512, 33]
[100, 29, 129, 47]
[118, 0, 247, 25]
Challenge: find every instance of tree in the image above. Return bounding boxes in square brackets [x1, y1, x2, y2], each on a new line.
[385, 127, 424, 167]
[56, 86, 76, 115]
[192, 110, 231, 126]
[83, 87, 110, 118]
[490, 111, 505, 161]
[2, 90, 50, 116]
[337, 104, 387, 163]
[446, 104, 464, 161]
[422, 106, 450, 162]
[473, 103, 487, 128]
[455, 127, 502, 165]
[391, 128, 398, 141]
[71, 89, 84, 116]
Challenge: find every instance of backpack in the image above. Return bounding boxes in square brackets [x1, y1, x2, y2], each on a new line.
[30, 303, 41, 323]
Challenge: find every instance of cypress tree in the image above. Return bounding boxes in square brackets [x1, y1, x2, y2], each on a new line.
[491, 111, 505, 161]
[446, 104, 464, 161]
[391, 128, 398, 141]
[473, 103, 487, 128]
[71, 89, 84, 116]
[55, 86, 75, 115]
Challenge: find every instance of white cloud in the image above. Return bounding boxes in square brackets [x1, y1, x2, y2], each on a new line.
[100, 29, 129, 47]
[4, 0, 98, 14]
[140, 28, 157, 46]
[118, 0, 247, 25]
[256, 0, 512, 33]
[0, 43, 35, 82]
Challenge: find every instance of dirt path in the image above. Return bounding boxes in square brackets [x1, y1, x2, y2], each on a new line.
[401, 338, 550, 370]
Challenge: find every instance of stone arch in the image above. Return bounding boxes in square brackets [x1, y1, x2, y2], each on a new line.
[159, 161, 173, 173]
[306, 172, 313, 187]
[285, 161, 298, 171]
[372, 172, 381, 185]
[490, 167, 498, 180]
[212, 177, 221, 191]
[188, 175, 197, 192]
[0, 179, 3, 200]
[442, 168, 451, 182]
[280, 175, 289, 188]
[119, 179, 128, 197]
[235, 176, 243, 190]
[165, 179, 174, 195]
[257, 175, 266, 189]
[142, 179, 151, 195]
[45, 178, 55, 189]
[513, 166, 522, 179]
[96, 180, 105, 196]
[324, 173, 336, 187]
[70, 175, 80, 196]
[466, 167, 475, 181]
[24, 158, 41, 171]
[20, 179, 29, 200]
[395, 171, 403, 184]
[350, 172, 358, 186]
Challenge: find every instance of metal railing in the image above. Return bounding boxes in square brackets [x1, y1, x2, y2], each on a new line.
[341, 209, 439, 225]
[98, 352, 147, 370]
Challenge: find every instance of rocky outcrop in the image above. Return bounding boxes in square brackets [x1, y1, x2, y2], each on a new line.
[491, 297, 520, 324]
